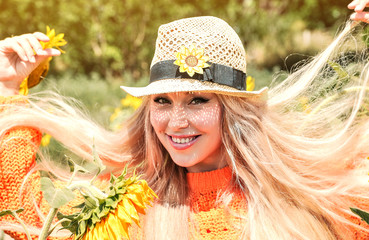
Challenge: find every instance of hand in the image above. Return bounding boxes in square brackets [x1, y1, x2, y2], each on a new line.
[348, 0, 369, 23]
[0, 32, 61, 96]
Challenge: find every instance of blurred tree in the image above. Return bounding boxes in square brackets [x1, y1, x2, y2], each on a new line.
[0, 0, 351, 80]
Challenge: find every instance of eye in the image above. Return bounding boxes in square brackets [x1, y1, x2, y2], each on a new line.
[153, 97, 171, 105]
[190, 97, 209, 105]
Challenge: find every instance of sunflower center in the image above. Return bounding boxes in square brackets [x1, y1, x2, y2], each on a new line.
[185, 55, 198, 67]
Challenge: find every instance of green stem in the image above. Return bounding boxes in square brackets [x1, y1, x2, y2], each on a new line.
[67, 168, 77, 186]
[68, 181, 108, 199]
[13, 212, 32, 240]
[39, 208, 58, 240]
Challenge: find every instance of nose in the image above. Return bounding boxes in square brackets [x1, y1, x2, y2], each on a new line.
[168, 106, 189, 130]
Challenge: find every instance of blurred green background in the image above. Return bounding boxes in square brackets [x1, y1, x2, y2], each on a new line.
[0, 0, 353, 127]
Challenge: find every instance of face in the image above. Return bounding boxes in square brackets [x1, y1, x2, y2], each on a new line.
[149, 92, 226, 173]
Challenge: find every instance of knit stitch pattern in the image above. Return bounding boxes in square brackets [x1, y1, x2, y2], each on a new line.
[0, 126, 43, 240]
[187, 167, 247, 239]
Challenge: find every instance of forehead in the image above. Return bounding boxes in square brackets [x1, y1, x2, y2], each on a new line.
[150, 92, 218, 99]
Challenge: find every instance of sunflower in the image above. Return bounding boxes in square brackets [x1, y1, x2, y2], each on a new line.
[19, 26, 67, 95]
[246, 76, 255, 92]
[59, 169, 157, 240]
[174, 45, 210, 77]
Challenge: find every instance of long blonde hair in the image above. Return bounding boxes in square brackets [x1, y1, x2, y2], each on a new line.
[1, 21, 369, 239]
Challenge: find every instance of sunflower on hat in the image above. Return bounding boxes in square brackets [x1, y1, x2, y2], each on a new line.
[174, 44, 210, 77]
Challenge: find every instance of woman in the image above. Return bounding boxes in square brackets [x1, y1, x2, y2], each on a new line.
[2, 1, 369, 240]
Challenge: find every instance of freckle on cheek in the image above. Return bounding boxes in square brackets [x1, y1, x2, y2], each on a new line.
[191, 105, 221, 127]
[151, 107, 169, 126]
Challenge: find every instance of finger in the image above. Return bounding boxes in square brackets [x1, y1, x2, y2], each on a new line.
[15, 36, 36, 63]
[355, 0, 369, 12]
[350, 12, 369, 22]
[32, 32, 50, 42]
[348, 0, 360, 9]
[4, 39, 28, 62]
[26, 34, 43, 57]
[36, 48, 61, 57]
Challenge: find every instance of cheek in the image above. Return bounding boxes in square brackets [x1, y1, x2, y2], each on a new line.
[150, 105, 169, 133]
[189, 104, 222, 130]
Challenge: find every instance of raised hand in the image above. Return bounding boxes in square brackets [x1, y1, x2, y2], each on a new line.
[348, 0, 369, 23]
[0, 32, 60, 96]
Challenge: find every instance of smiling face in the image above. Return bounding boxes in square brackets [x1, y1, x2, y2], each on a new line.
[149, 92, 226, 173]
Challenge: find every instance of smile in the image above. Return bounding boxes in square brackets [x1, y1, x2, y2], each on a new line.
[171, 136, 196, 144]
[167, 135, 200, 150]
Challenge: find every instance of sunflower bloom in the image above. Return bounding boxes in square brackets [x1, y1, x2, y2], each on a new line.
[61, 170, 157, 240]
[174, 45, 210, 77]
[20, 26, 67, 95]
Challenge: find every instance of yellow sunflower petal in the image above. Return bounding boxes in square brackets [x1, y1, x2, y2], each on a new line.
[105, 214, 120, 240]
[121, 197, 140, 225]
[187, 67, 195, 77]
[179, 65, 187, 73]
[125, 192, 146, 212]
[189, 44, 196, 55]
[174, 59, 181, 66]
[203, 62, 210, 68]
[112, 210, 129, 238]
[116, 202, 134, 224]
[202, 55, 210, 62]
[195, 48, 204, 57]
[194, 67, 203, 74]
[180, 46, 186, 55]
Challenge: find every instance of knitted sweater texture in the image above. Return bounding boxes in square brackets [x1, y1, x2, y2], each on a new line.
[186, 167, 246, 239]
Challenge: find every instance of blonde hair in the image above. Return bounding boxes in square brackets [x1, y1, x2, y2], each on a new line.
[1, 21, 369, 239]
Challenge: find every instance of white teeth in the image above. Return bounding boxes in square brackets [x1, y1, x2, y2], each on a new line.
[172, 137, 195, 144]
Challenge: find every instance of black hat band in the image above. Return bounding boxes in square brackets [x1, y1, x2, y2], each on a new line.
[150, 60, 247, 91]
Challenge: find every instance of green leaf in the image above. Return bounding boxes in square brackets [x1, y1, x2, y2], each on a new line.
[66, 155, 90, 174]
[83, 195, 99, 209]
[41, 177, 75, 208]
[91, 212, 101, 224]
[0, 208, 24, 217]
[97, 205, 110, 219]
[351, 207, 369, 225]
[328, 60, 349, 79]
[105, 195, 119, 208]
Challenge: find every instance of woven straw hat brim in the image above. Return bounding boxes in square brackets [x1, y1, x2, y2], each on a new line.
[120, 79, 268, 100]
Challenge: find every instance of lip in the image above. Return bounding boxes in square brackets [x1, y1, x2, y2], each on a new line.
[166, 134, 200, 150]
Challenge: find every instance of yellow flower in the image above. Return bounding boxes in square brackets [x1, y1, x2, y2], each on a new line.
[109, 107, 122, 122]
[246, 76, 255, 91]
[174, 45, 210, 77]
[19, 77, 29, 95]
[62, 170, 157, 240]
[120, 95, 142, 110]
[20, 26, 67, 95]
[41, 133, 52, 147]
[42, 26, 67, 53]
[298, 96, 312, 114]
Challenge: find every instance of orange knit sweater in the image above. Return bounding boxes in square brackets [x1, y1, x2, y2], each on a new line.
[186, 167, 247, 239]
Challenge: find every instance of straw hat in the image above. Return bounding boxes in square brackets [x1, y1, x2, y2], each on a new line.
[121, 16, 268, 100]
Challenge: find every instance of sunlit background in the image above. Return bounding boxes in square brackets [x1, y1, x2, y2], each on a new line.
[0, 0, 354, 127]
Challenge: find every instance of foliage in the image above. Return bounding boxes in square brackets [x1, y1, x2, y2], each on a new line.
[351, 207, 369, 225]
[0, 0, 351, 80]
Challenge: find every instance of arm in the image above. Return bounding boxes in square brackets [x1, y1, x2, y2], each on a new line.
[0, 33, 60, 239]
